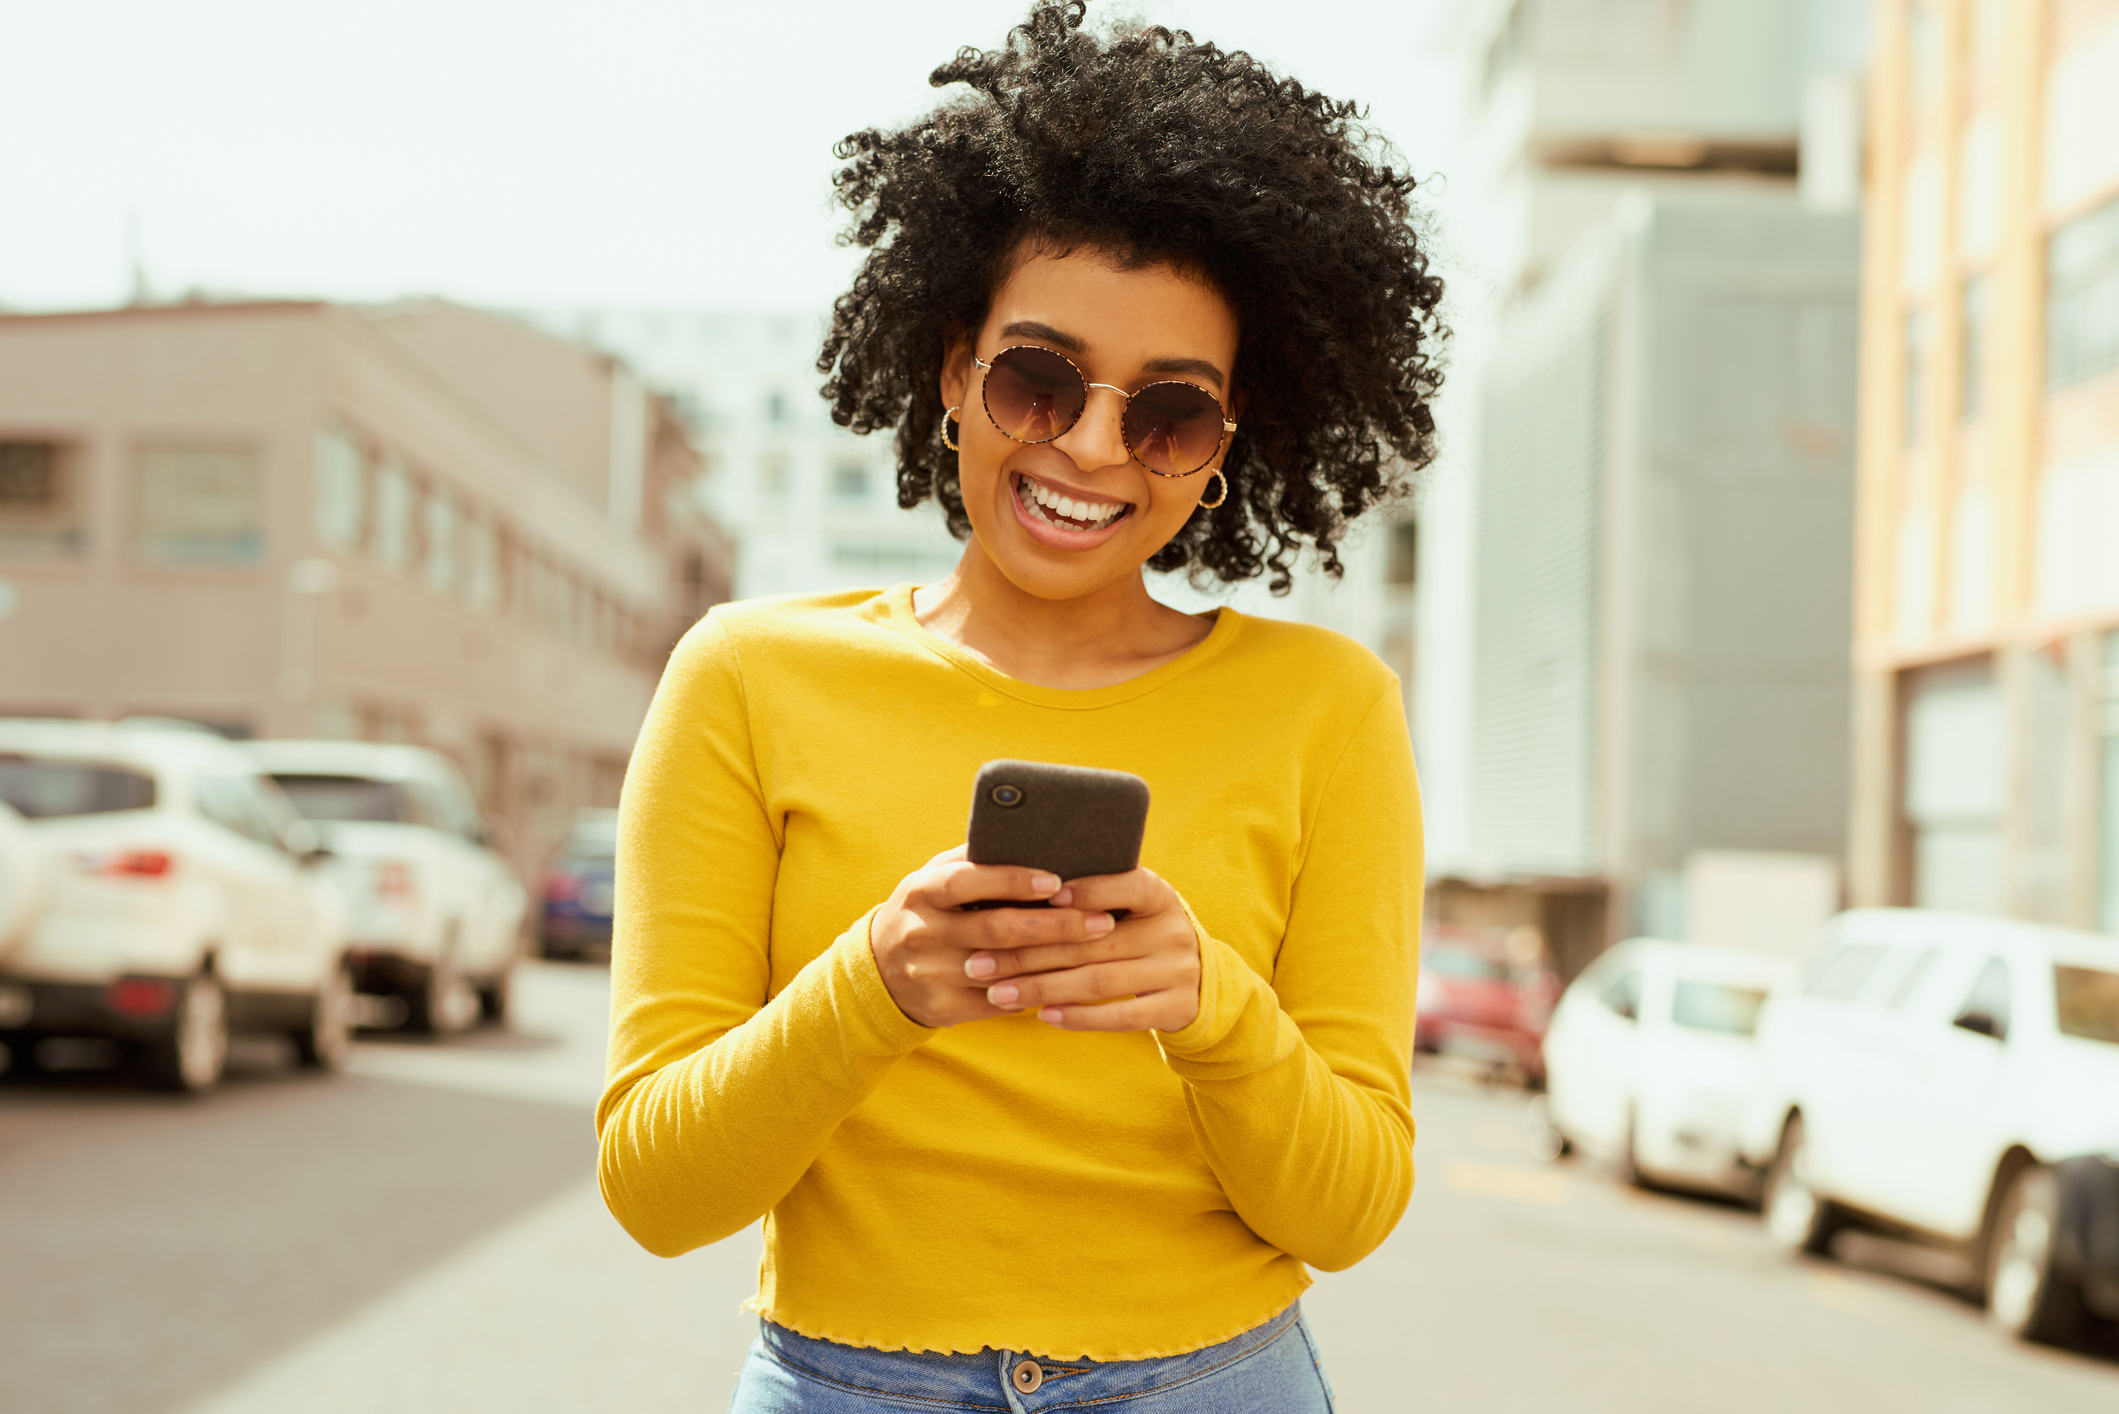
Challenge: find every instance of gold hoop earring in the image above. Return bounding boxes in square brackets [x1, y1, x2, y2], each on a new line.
[942, 406, 961, 452]
[1199, 469, 1228, 510]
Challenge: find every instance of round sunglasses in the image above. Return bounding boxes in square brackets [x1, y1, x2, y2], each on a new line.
[972, 345, 1237, 478]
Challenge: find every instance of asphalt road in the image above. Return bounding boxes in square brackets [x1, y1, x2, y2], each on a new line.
[2, 963, 2114, 1414]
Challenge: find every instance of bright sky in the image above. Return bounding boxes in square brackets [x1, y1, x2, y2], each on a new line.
[1, 0, 1462, 316]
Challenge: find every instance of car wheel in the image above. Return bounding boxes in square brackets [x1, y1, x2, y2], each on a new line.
[292, 963, 355, 1070]
[1763, 1115, 1841, 1256]
[1987, 1163, 2088, 1345]
[405, 949, 477, 1037]
[143, 972, 229, 1094]
[475, 964, 513, 1027]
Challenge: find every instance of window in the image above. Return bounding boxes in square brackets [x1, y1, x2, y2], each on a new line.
[192, 776, 284, 850]
[2048, 195, 2119, 389]
[1670, 981, 1768, 1036]
[313, 431, 366, 549]
[462, 514, 499, 612]
[374, 460, 413, 572]
[1888, 948, 1940, 1008]
[764, 389, 788, 425]
[1903, 309, 1931, 445]
[423, 491, 458, 597]
[831, 462, 869, 500]
[1909, 4, 1943, 111]
[1599, 969, 1643, 1022]
[2055, 965, 2119, 1046]
[1952, 956, 2011, 1039]
[0, 439, 84, 556]
[1960, 276, 1990, 421]
[1803, 943, 1887, 1001]
[1905, 662, 2005, 915]
[135, 448, 263, 566]
[1387, 518, 1419, 588]
[269, 773, 411, 823]
[0, 758, 155, 817]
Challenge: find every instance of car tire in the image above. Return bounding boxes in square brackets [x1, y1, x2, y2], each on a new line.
[1763, 1115, 1842, 1256]
[1986, 1163, 2089, 1346]
[142, 972, 229, 1094]
[475, 964, 513, 1027]
[404, 947, 476, 1037]
[292, 962, 355, 1070]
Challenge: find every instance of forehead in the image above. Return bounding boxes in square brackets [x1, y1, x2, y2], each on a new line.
[984, 248, 1238, 367]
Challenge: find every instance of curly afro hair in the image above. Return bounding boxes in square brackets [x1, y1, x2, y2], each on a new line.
[819, 0, 1445, 593]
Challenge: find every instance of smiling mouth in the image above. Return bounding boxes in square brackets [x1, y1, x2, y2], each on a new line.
[1013, 473, 1131, 532]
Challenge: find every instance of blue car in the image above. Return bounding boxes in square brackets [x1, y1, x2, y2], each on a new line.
[539, 809, 616, 961]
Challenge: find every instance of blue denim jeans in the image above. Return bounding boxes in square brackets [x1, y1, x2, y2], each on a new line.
[727, 1302, 1334, 1412]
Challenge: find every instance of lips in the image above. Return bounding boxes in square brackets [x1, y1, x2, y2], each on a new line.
[1013, 473, 1130, 532]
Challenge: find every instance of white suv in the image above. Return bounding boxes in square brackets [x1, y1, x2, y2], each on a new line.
[1742, 908, 2119, 1345]
[245, 741, 526, 1035]
[0, 720, 352, 1092]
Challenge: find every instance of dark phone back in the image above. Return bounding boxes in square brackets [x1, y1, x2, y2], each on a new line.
[965, 759, 1150, 882]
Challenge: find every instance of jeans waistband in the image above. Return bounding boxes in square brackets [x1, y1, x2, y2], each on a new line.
[756, 1302, 1304, 1410]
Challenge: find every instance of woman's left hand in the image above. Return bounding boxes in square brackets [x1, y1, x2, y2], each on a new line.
[964, 867, 1201, 1033]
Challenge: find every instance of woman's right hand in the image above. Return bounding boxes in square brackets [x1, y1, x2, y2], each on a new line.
[869, 845, 1115, 1027]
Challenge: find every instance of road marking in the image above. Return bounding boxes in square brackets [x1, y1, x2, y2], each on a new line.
[1442, 1160, 1571, 1205]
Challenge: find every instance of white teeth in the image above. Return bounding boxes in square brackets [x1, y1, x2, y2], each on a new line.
[1018, 475, 1124, 530]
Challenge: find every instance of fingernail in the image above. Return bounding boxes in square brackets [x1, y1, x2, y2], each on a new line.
[989, 983, 1019, 1006]
[1039, 1008, 1065, 1024]
[1050, 887, 1073, 906]
[965, 954, 996, 978]
[1032, 873, 1060, 894]
[1085, 912, 1113, 936]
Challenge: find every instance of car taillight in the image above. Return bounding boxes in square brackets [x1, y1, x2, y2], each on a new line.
[106, 977, 179, 1015]
[375, 860, 418, 902]
[74, 849, 175, 879]
[543, 869, 580, 903]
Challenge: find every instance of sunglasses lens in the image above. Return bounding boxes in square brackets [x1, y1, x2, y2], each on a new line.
[1124, 382, 1226, 475]
[984, 346, 1086, 444]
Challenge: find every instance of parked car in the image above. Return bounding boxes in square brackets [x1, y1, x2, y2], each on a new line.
[1542, 937, 1784, 1196]
[0, 798, 40, 952]
[246, 741, 527, 1034]
[1415, 925, 1559, 1084]
[0, 720, 352, 1092]
[1741, 908, 2119, 1346]
[539, 808, 617, 961]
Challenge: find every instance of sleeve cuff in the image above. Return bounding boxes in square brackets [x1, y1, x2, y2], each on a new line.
[830, 906, 940, 1056]
[1153, 897, 1300, 1079]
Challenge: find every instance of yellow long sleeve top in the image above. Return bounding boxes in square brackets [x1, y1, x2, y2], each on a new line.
[597, 585, 1421, 1360]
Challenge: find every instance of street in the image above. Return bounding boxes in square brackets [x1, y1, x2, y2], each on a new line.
[2, 963, 2114, 1414]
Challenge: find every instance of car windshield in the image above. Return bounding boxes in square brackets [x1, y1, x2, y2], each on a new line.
[1424, 947, 1508, 982]
[0, 756, 157, 818]
[566, 819, 618, 860]
[1670, 980, 1769, 1036]
[2054, 965, 2119, 1045]
[270, 773, 413, 824]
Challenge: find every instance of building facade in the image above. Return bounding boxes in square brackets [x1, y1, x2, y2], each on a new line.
[0, 300, 730, 876]
[1850, 0, 2119, 936]
[1418, 0, 1870, 969]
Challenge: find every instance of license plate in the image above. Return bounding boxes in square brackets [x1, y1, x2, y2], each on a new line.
[0, 984, 32, 1029]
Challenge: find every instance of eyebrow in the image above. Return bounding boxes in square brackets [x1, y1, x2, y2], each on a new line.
[997, 319, 1227, 392]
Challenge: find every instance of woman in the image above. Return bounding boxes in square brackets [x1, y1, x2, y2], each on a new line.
[598, 4, 1444, 1407]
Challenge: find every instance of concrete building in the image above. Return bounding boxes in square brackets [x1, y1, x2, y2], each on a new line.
[1417, 0, 1870, 970]
[1848, 0, 2119, 937]
[0, 299, 730, 876]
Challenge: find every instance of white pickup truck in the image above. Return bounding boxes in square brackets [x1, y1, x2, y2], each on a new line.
[245, 741, 526, 1035]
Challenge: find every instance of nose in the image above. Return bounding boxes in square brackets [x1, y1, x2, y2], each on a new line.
[1053, 383, 1131, 473]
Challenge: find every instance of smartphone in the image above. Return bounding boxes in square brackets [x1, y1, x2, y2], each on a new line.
[963, 759, 1150, 909]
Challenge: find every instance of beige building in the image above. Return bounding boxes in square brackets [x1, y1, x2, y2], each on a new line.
[1850, 0, 2119, 934]
[0, 299, 729, 876]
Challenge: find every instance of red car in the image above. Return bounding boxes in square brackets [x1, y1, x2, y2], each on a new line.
[1414, 926, 1560, 1085]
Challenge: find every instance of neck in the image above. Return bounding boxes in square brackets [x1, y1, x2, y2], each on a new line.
[911, 542, 1212, 690]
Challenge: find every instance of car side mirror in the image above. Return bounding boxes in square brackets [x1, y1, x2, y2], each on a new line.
[299, 844, 335, 868]
[1952, 1010, 2003, 1040]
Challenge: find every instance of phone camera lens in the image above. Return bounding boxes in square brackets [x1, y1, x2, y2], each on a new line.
[990, 784, 1024, 808]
